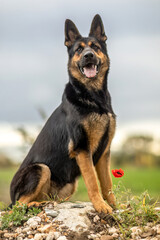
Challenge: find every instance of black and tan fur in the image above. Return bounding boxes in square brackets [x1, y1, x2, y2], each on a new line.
[10, 14, 116, 213]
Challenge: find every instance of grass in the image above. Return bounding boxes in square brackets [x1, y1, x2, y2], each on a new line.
[0, 166, 159, 204]
[111, 182, 160, 239]
[0, 167, 18, 204]
[72, 167, 160, 202]
[0, 202, 41, 230]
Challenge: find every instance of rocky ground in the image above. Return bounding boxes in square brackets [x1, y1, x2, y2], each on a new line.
[0, 202, 160, 240]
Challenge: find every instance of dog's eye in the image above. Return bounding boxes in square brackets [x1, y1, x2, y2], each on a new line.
[76, 46, 83, 53]
[91, 43, 99, 51]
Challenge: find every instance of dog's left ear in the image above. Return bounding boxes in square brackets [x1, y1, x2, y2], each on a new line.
[65, 19, 82, 48]
[89, 14, 107, 42]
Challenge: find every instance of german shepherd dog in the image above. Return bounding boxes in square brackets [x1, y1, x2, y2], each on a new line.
[10, 14, 116, 213]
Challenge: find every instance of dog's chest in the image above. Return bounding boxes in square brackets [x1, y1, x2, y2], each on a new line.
[82, 113, 111, 154]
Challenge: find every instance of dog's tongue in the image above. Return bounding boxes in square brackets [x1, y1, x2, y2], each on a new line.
[83, 64, 96, 78]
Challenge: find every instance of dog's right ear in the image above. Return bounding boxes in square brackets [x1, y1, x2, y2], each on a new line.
[65, 19, 81, 48]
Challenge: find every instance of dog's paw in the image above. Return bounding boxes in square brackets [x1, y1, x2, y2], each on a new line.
[93, 200, 113, 214]
[106, 192, 116, 207]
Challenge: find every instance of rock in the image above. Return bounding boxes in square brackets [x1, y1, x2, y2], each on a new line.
[38, 223, 53, 233]
[112, 233, 119, 238]
[93, 215, 100, 222]
[57, 236, 67, 240]
[147, 222, 154, 227]
[22, 227, 32, 233]
[53, 202, 94, 232]
[27, 216, 41, 229]
[54, 232, 61, 239]
[88, 233, 98, 239]
[100, 235, 113, 240]
[141, 231, 153, 238]
[46, 233, 55, 240]
[28, 216, 42, 223]
[28, 234, 34, 239]
[71, 204, 85, 208]
[130, 226, 142, 234]
[108, 227, 117, 234]
[17, 237, 24, 240]
[34, 233, 47, 240]
[44, 208, 59, 218]
[4, 232, 18, 238]
[15, 227, 22, 234]
[156, 224, 160, 234]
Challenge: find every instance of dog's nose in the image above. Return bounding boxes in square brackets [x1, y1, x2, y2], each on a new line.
[84, 51, 94, 59]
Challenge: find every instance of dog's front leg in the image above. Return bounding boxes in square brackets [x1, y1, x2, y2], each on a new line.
[76, 151, 112, 214]
[96, 151, 116, 207]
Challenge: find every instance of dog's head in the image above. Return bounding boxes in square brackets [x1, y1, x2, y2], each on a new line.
[65, 14, 110, 90]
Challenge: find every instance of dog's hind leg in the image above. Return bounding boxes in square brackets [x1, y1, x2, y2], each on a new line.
[10, 164, 51, 205]
[57, 180, 78, 200]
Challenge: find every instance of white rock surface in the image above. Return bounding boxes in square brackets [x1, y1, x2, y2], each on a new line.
[53, 202, 94, 232]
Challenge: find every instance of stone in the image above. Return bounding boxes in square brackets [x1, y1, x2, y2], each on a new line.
[101, 235, 113, 240]
[15, 227, 22, 233]
[44, 208, 59, 218]
[88, 234, 98, 239]
[157, 224, 160, 234]
[22, 227, 31, 232]
[17, 237, 24, 240]
[112, 233, 119, 238]
[38, 223, 53, 233]
[93, 215, 100, 222]
[46, 233, 55, 240]
[27, 216, 41, 230]
[71, 204, 85, 208]
[34, 233, 47, 240]
[54, 232, 61, 239]
[4, 232, 18, 238]
[28, 216, 41, 223]
[53, 202, 94, 232]
[108, 227, 117, 234]
[57, 236, 67, 240]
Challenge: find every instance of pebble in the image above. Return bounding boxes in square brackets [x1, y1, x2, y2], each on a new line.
[46, 233, 55, 240]
[34, 233, 46, 240]
[27, 216, 41, 230]
[54, 232, 61, 239]
[22, 227, 31, 233]
[38, 223, 53, 233]
[57, 236, 67, 240]
[4, 232, 18, 238]
[93, 215, 100, 222]
[112, 233, 119, 238]
[17, 237, 24, 240]
[130, 226, 142, 234]
[88, 233, 98, 239]
[100, 235, 113, 240]
[71, 204, 85, 208]
[108, 227, 117, 234]
[44, 208, 59, 218]
[156, 224, 160, 234]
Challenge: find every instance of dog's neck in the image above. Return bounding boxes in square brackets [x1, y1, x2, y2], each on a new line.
[64, 73, 115, 115]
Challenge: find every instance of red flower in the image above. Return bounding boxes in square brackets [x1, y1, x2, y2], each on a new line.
[112, 169, 124, 178]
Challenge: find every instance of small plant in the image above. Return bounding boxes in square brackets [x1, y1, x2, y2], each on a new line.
[0, 202, 41, 230]
[112, 182, 160, 239]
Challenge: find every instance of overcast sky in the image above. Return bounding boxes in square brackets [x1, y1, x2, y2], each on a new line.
[0, 0, 160, 125]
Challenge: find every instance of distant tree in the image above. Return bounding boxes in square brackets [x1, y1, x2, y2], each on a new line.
[122, 135, 153, 154]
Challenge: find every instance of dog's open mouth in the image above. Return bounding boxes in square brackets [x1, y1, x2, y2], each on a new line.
[80, 63, 99, 78]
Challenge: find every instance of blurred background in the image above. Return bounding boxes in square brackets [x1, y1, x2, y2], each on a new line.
[0, 0, 160, 205]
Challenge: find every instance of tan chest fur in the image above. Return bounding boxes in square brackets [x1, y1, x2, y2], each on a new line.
[82, 112, 116, 154]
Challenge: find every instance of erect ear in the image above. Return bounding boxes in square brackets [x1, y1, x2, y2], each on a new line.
[64, 19, 82, 47]
[89, 14, 107, 42]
